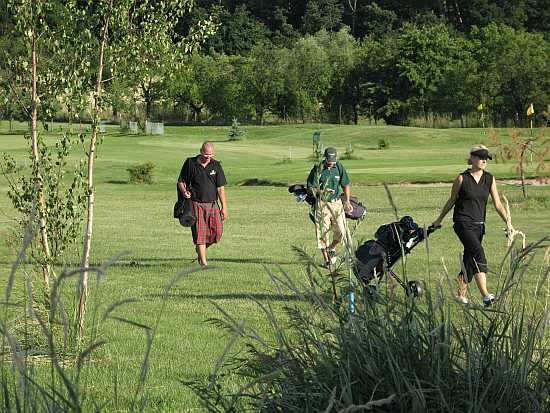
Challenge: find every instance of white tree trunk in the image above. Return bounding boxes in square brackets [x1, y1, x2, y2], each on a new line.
[77, 17, 109, 338]
[30, 28, 53, 294]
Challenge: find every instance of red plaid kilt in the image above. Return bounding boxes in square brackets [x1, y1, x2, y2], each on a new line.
[191, 201, 223, 245]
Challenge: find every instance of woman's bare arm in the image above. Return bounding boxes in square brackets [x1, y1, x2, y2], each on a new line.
[490, 177, 508, 223]
[432, 175, 463, 226]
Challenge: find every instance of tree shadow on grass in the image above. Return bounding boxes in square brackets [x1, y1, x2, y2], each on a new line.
[100, 257, 298, 267]
[145, 291, 306, 302]
[0, 130, 29, 136]
[0, 257, 301, 270]
[210, 257, 297, 265]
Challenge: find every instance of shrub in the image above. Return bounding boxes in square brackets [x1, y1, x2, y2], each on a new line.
[340, 143, 361, 160]
[378, 138, 390, 149]
[1, 133, 87, 268]
[188, 238, 550, 412]
[119, 119, 129, 132]
[137, 117, 146, 133]
[127, 162, 155, 184]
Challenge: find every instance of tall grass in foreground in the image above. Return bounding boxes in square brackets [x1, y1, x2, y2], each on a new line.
[0, 214, 202, 411]
[188, 237, 550, 412]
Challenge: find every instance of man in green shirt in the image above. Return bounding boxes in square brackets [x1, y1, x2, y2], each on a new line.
[307, 147, 353, 267]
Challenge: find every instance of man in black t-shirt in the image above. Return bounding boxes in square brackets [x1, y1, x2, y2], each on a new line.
[178, 142, 228, 266]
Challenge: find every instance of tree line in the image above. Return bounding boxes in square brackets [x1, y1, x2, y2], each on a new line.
[1, 1, 548, 127]
[181, 0, 550, 46]
[154, 23, 547, 126]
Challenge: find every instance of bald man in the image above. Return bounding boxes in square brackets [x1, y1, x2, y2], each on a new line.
[178, 142, 228, 266]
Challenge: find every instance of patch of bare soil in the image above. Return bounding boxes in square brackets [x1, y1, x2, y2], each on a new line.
[388, 177, 550, 187]
[498, 177, 550, 186]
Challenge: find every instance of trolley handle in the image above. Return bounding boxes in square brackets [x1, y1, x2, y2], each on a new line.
[427, 224, 441, 236]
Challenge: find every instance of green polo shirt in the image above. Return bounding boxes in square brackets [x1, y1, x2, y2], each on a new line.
[307, 161, 350, 202]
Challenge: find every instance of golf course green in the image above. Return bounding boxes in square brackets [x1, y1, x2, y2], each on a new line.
[0, 122, 548, 411]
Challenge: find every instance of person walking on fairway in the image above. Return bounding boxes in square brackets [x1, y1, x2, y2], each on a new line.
[307, 147, 354, 267]
[178, 142, 228, 267]
[431, 144, 511, 306]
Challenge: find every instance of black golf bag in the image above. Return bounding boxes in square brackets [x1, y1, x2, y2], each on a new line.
[354, 216, 436, 297]
[288, 184, 367, 222]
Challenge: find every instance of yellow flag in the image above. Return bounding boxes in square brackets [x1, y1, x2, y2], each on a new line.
[527, 103, 534, 116]
[477, 103, 484, 111]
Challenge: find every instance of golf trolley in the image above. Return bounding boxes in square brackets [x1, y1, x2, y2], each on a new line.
[353, 216, 439, 297]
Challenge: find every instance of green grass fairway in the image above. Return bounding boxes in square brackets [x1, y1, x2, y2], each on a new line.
[0, 122, 548, 411]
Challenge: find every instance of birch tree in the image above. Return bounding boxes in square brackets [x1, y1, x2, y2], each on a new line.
[73, 0, 217, 338]
[3, 0, 64, 295]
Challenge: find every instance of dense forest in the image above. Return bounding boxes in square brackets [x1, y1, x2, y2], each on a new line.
[1, 0, 549, 127]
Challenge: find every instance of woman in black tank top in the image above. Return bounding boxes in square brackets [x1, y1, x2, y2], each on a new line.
[431, 145, 511, 307]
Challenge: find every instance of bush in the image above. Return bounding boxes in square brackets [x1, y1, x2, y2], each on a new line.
[378, 138, 390, 149]
[188, 238, 550, 412]
[340, 143, 361, 160]
[127, 162, 155, 184]
[119, 119, 129, 132]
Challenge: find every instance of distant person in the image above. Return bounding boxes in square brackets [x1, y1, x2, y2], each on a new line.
[431, 144, 511, 306]
[178, 142, 228, 267]
[307, 147, 353, 267]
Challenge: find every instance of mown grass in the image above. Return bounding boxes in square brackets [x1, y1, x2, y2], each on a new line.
[0, 121, 548, 411]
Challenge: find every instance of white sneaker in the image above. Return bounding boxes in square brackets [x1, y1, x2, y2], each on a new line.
[328, 248, 338, 264]
[483, 294, 496, 307]
[456, 296, 469, 304]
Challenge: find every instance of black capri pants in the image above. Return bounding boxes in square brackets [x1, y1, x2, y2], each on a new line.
[453, 222, 487, 282]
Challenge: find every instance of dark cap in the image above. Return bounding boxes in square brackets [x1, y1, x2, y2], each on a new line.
[470, 144, 492, 160]
[324, 147, 337, 162]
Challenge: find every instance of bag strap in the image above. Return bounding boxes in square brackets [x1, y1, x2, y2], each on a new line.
[336, 161, 345, 178]
[180, 157, 195, 196]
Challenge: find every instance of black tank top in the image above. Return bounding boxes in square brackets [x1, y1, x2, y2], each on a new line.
[453, 170, 493, 223]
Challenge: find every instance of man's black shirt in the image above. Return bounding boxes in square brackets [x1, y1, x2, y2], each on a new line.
[178, 156, 227, 202]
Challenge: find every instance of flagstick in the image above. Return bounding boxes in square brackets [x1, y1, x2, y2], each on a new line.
[529, 119, 533, 162]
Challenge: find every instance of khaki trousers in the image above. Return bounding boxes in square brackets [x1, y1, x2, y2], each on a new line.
[314, 199, 347, 249]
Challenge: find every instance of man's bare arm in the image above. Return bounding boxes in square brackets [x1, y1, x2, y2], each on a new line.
[217, 186, 228, 219]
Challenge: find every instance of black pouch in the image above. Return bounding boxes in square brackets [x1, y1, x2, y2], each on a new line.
[345, 196, 367, 220]
[174, 184, 196, 227]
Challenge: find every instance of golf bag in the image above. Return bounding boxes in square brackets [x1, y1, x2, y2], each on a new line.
[354, 216, 436, 297]
[288, 184, 367, 222]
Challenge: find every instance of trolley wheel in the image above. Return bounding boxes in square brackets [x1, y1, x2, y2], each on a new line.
[407, 280, 425, 297]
